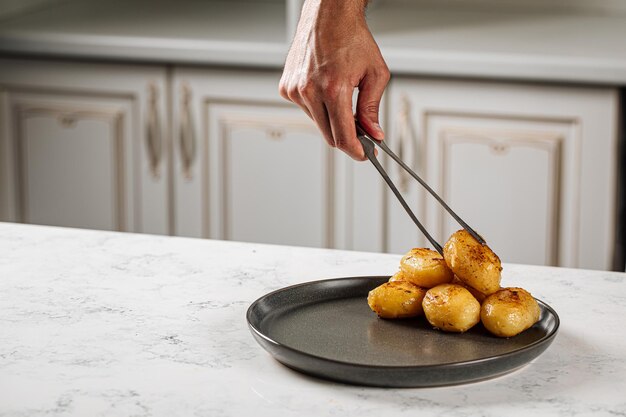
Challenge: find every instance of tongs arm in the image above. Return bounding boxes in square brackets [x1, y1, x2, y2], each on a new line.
[355, 121, 485, 254]
[356, 127, 444, 255]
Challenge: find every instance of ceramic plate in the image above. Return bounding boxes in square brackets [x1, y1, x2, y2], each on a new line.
[247, 276, 559, 387]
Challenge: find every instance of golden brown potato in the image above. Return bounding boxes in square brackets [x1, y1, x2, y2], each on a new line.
[451, 276, 490, 303]
[399, 248, 454, 288]
[368, 281, 427, 319]
[389, 270, 405, 282]
[422, 284, 481, 332]
[443, 229, 502, 295]
[481, 287, 541, 337]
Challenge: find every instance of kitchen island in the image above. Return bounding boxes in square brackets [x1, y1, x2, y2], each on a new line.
[1, 223, 625, 416]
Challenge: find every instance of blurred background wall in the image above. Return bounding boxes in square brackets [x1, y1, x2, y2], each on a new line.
[0, 0, 58, 19]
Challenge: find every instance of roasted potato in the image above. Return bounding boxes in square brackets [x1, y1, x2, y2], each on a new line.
[481, 287, 541, 337]
[443, 229, 502, 295]
[367, 281, 427, 319]
[399, 248, 454, 288]
[451, 276, 490, 303]
[389, 270, 405, 282]
[422, 284, 481, 332]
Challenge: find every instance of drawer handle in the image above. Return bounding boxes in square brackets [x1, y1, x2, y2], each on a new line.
[146, 83, 162, 178]
[396, 95, 414, 193]
[179, 83, 196, 180]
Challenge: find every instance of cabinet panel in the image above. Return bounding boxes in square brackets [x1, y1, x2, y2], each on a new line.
[17, 102, 126, 230]
[172, 68, 384, 251]
[387, 79, 618, 270]
[217, 107, 331, 247]
[0, 58, 169, 234]
[434, 120, 564, 266]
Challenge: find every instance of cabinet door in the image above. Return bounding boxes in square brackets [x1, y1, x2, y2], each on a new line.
[0, 58, 169, 234]
[386, 79, 618, 270]
[171, 68, 383, 251]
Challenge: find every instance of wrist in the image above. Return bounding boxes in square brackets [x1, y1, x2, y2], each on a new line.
[318, 0, 368, 13]
[302, 0, 368, 21]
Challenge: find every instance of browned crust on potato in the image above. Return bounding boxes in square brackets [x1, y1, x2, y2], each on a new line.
[400, 248, 454, 288]
[367, 281, 428, 319]
[443, 229, 502, 295]
[481, 287, 541, 337]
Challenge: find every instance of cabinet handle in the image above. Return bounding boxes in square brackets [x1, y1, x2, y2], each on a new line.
[179, 83, 196, 180]
[146, 83, 162, 178]
[396, 95, 414, 193]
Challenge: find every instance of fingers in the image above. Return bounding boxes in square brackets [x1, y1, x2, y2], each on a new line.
[324, 84, 366, 161]
[280, 77, 336, 148]
[279, 74, 312, 119]
[356, 66, 390, 140]
[288, 90, 314, 120]
[305, 101, 335, 148]
[280, 72, 383, 161]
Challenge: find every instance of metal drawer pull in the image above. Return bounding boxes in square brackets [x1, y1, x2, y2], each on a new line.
[396, 95, 413, 193]
[146, 83, 162, 178]
[179, 83, 196, 180]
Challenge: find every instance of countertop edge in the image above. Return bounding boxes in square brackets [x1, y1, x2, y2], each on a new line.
[2, 34, 626, 85]
[0, 34, 288, 69]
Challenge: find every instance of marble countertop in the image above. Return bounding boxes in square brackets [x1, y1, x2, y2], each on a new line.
[1, 222, 625, 416]
[1, 0, 626, 84]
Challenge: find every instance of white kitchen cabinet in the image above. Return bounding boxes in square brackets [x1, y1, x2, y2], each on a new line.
[0, 57, 619, 268]
[385, 78, 618, 270]
[0, 58, 169, 234]
[171, 68, 383, 251]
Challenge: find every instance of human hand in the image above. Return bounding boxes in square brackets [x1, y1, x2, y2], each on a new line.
[279, 0, 390, 161]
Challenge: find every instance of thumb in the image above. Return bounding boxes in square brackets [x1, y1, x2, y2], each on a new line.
[356, 71, 388, 140]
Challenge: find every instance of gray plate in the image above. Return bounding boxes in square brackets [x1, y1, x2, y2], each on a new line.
[247, 276, 559, 388]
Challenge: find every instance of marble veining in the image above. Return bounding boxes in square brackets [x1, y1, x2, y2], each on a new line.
[1, 223, 625, 416]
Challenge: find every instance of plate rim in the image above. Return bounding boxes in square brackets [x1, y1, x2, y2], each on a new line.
[247, 275, 560, 370]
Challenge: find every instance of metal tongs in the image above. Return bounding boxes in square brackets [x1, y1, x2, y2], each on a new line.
[355, 120, 485, 255]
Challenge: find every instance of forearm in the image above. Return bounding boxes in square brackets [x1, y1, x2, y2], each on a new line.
[305, 0, 369, 16]
[299, 0, 368, 32]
